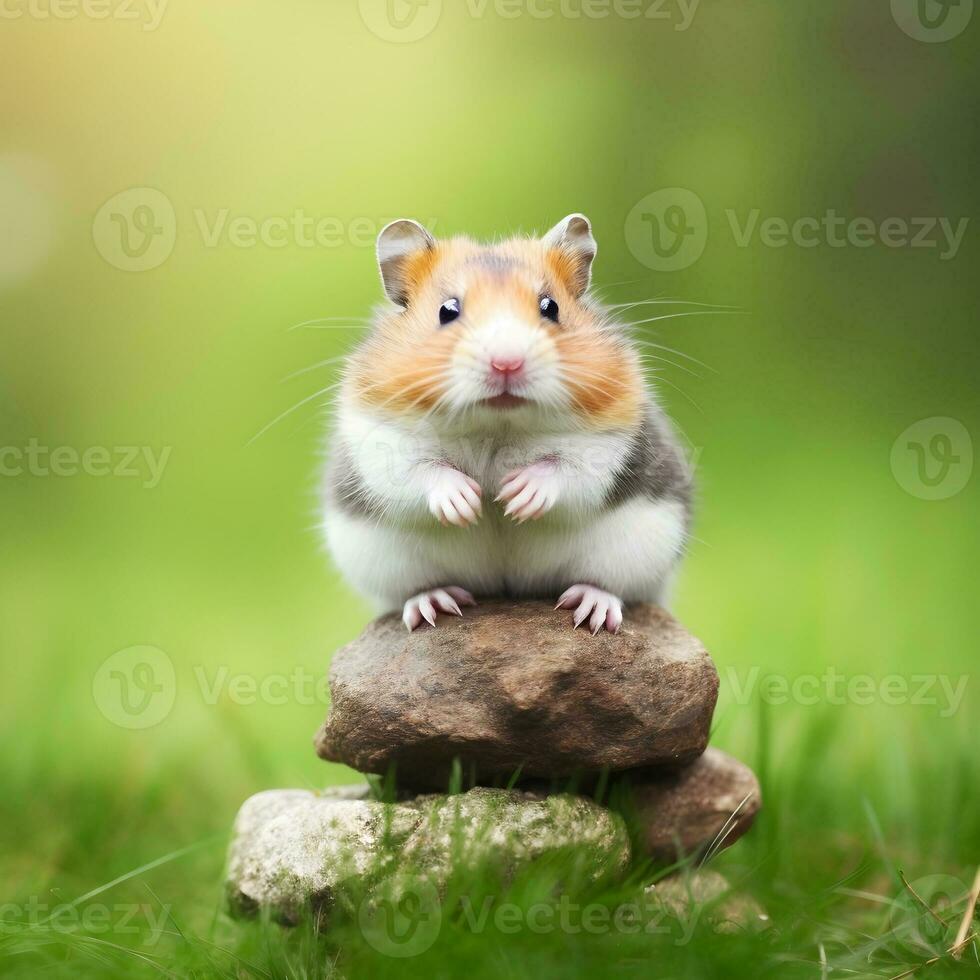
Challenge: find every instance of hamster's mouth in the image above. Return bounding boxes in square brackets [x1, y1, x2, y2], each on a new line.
[483, 393, 529, 409]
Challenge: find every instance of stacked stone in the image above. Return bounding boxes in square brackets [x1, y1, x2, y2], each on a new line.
[227, 601, 761, 920]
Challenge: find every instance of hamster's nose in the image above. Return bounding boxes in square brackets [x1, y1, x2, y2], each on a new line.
[490, 355, 525, 377]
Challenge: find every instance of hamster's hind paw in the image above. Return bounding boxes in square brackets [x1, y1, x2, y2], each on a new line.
[555, 584, 623, 635]
[427, 469, 482, 528]
[403, 587, 477, 631]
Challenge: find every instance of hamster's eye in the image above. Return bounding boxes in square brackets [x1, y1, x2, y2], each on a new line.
[439, 298, 461, 326]
[540, 296, 559, 323]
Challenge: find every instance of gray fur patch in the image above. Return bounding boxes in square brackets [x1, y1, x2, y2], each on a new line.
[323, 441, 386, 521]
[606, 404, 694, 518]
[465, 253, 524, 276]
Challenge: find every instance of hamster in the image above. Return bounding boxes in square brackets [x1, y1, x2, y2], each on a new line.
[322, 214, 693, 634]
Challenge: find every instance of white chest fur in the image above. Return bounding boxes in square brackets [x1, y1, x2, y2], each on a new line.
[324, 405, 684, 610]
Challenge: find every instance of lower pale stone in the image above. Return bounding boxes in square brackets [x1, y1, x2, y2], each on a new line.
[226, 785, 630, 922]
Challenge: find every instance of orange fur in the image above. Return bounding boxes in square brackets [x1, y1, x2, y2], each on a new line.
[555, 331, 643, 428]
[349, 231, 644, 429]
[546, 249, 586, 298]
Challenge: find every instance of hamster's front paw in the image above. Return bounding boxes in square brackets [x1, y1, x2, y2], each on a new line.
[555, 584, 623, 635]
[427, 468, 482, 527]
[403, 587, 477, 631]
[496, 460, 560, 523]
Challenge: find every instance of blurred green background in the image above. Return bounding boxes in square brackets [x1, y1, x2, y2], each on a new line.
[1, 0, 978, 976]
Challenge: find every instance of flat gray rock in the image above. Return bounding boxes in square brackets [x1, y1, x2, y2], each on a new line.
[314, 601, 719, 789]
[403, 787, 630, 884]
[225, 786, 417, 922]
[226, 785, 629, 921]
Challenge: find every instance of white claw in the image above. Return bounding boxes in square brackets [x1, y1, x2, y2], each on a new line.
[418, 596, 437, 627]
[573, 597, 592, 629]
[431, 589, 462, 617]
[558, 584, 624, 636]
[403, 587, 478, 631]
[590, 600, 609, 635]
[445, 586, 477, 606]
[403, 604, 422, 632]
[556, 584, 587, 609]
[606, 603, 623, 634]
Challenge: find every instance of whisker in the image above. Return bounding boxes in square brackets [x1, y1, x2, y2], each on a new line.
[281, 355, 351, 382]
[632, 340, 717, 373]
[590, 277, 658, 295]
[624, 310, 748, 328]
[286, 316, 372, 332]
[607, 299, 741, 312]
[623, 311, 748, 330]
[556, 372, 627, 401]
[246, 382, 343, 447]
[359, 370, 454, 417]
[651, 374, 703, 415]
[288, 323, 372, 331]
[637, 354, 702, 380]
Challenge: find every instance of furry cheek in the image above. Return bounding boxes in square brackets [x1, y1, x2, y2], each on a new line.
[352, 332, 456, 415]
[554, 333, 644, 429]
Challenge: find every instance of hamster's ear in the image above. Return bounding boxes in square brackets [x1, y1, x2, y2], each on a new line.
[377, 219, 436, 306]
[543, 213, 597, 297]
